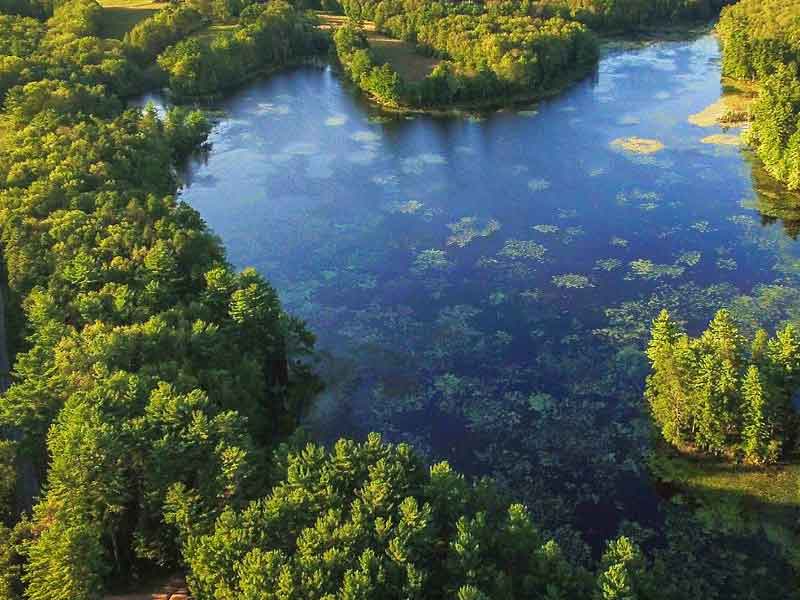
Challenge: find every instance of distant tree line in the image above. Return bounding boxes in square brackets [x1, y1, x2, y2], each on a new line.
[718, 0, 800, 189]
[646, 309, 799, 464]
[528, 0, 733, 32]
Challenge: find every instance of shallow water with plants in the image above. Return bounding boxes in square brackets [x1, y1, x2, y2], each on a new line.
[178, 33, 800, 571]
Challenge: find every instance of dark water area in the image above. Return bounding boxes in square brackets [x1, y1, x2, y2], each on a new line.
[175, 33, 800, 558]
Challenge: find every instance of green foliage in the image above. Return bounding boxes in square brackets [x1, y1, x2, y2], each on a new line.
[532, 0, 728, 32]
[0, 1, 318, 595]
[157, 1, 327, 97]
[176, 434, 664, 600]
[334, 0, 598, 108]
[717, 0, 800, 189]
[0, 0, 139, 99]
[645, 309, 797, 461]
[0, 440, 14, 521]
[124, 4, 207, 63]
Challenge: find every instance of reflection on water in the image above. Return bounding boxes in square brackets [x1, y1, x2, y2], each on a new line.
[179, 34, 800, 556]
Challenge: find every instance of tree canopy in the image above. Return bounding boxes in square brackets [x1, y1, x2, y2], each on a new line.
[718, 0, 800, 189]
[646, 309, 799, 463]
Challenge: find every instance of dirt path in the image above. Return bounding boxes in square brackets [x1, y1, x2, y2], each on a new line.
[104, 575, 191, 600]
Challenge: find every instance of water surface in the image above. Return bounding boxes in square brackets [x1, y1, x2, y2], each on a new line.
[179, 34, 800, 552]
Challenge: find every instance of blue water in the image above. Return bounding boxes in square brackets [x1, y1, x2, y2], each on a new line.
[179, 33, 800, 551]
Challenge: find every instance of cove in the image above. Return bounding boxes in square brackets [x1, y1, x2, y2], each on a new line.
[178, 32, 800, 553]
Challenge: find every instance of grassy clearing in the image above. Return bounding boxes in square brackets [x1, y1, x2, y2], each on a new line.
[98, 0, 162, 39]
[191, 23, 237, 45]
[317, 12, 440, 83]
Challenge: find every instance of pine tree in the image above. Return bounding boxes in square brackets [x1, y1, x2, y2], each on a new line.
[645, 310, 691, 446]
[741, 366, 773, 464]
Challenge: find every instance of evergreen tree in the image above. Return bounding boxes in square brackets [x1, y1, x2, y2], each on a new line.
[741, 366, 774, 464]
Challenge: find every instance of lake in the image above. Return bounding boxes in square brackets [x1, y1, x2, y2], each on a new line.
[177, 32, 800, 555]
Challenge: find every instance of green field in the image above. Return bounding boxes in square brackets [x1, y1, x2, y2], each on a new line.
[98, 0, 162, 39]
[318, 13, 441, 83]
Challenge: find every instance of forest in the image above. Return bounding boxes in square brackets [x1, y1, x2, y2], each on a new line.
[646, 310, 799, 463]
[335, 0, 598, 108]
[0, 0, 797, 598]
[717, 0, 800, 189]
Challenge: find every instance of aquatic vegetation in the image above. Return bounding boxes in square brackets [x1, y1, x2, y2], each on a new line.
[610, 137, 665, 154]
[617, 189, 661, 208]
[401, 153, 447, 174]
[729, 214, 758, 228]
[489, 291, 507, 305]
[446, 217, 501, 247]
[588, 167, 606, 177]
[552, 274, 594, 288]
[347, 149, 379, 164]
[520, 289, 543, 302]
[498, 239, 547, 261]
[533, 224, 560, 234]
[386, 199, 430, 215]
[625, 259, 685, 281]
[413, 249, 452, 272]
[618, 114, 641, 125]
[527, 392, 556, 413]
[510, 164, 529, 175]
[254, 102, 290, 115]
[691, 220, 713, 233]
[563, 226, 585, 243]
[350, 130, 382, 143]
[676, 251, 702, 267]
[528, 178, 552, 192]
[371, 174, 400, 186]
[701, 133, 742, 146]
[595, 258, 622, 271]
[717, 257, 738, 270]
[324, 114, 348, 126]
[595, 283, 738, 345]
[688, 91, 753, 128]
[610, 237, 630, 248]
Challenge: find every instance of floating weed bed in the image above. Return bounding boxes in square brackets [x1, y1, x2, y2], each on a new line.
[625, 258, 685, 281]
[413, 249, 452, 273]
[701, 133, 742, 146]
[717, 257, 738, 270]
[610, 136, 665, 154]
[676, 251, 702, 267]
[324, 113, 348, 126]
[595, 258, 622, 271]
[401, 153, 447, 174]
[498, 239, 547, 261]
[528, 178, 552, 192]
[446, 217, 501, 247]
[552, 273, 594, 288]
